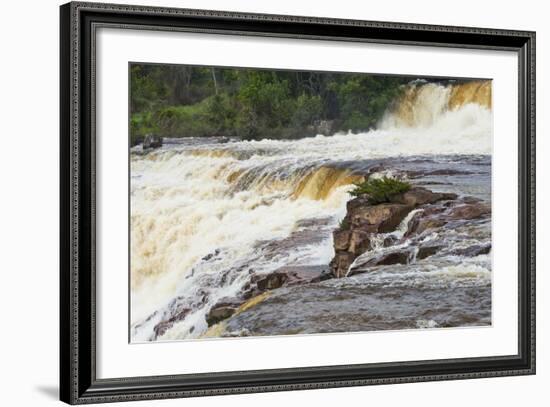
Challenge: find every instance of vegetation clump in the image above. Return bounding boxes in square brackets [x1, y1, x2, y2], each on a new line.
[130, 64, 407, 145]
[349, 177, 411, 204]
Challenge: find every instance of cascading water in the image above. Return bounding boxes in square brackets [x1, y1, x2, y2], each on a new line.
[130, 80, 493, 341]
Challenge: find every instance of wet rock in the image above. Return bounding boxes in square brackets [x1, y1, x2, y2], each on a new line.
[201, 249, 220, 261]
[331, 188, 444, 278]
[330, 251, 356, 278]
[374, 250, 411, 266]
[142, 133, 163, 150]
[153, 307, 191, 338]
[346, 196, 370, 212]
[461, 196, 483, 204]
[206, 299, 241, 326]
[241, 269, 290, 299]
[154, 322, 174, 338]
[333, 229, 351, 251]
[452, 244, 491, 257]
[405, 209, 447, 236]
[448, 203, 490, 220]
[241, 287, 262, 300]
[390, 187, 457, 206]
[273, 265, 330, 286]
[348, 249, 412, 276]
[383, 235, 399, 247]
[403, 211, 424, 237]
[425, 169, 473, 176]
[319, 269, 334, 281]
[415, 218, 447, 235]
[349, 203, 413, 232]
[329, 186, 476, 279]
[416, 245, 443, 260]
[348, 229, 371, 255]
[256, 272, 288, 291]
[414, 181, 452, 186]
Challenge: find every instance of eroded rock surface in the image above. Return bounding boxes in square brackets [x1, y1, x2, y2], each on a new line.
[330, 187, 488, 278]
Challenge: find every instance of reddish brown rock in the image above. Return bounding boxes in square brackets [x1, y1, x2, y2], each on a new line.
[256, 272, 288, 291]
[415, 218, 448, 235]
[330, 200, 414, 278]
[330, 251, 356, 278]
[275, 265, 331, 286]
[448, 203, 491, 220]
[329, 186, 479, 279]
[153, 307, 191, 338]
[346, 196, 370, 212]
[461, 196, 483, 204]
[348, 229, 371, 255]
[348, 249, 412, 276]
[349, 203, 413, 232]
[242, 265, 328, 300]
[404, 204, 449, 237]
[451, 244, 491, 257]
[333, 229, 351, 251]
[206, 307, 237, 326]
[390, 187, 457, 206]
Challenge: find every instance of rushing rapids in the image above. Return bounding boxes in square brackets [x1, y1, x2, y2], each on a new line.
[130, 80, 493, 341]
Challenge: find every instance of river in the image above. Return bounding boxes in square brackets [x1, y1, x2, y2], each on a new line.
[130, 80, 492, 341]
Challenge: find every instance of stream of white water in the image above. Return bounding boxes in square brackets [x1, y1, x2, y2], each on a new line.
[130, 80, 493, 341]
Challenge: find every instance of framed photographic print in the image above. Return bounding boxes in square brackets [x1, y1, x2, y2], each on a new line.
[60, 1, 536, 404]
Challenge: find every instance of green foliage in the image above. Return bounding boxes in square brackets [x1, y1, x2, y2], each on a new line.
[130, 66, 169, 113]
[129, 63, 409, 143]
[333, 75, 405, 131]
[151, 99, 217, 138]
[238, 73, 291, 121]
[291, 94, 323, 127]
[205, 93, 238, 135]
[349, 177, 411, 204]
[130, 111, 160, 146]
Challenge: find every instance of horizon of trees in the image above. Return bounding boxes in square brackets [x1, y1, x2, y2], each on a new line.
[130, 64, 410, 145]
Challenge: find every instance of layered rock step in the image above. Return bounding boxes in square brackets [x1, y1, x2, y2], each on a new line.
[329, 187, 492, 278]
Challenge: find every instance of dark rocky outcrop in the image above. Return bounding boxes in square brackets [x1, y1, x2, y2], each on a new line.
[348, 249, 413, 276]
[243, 265, 331, 299]
[205, 265, 333, 327]
[448, 203, 491, 220]
[405, 216, 447, 237]
[275, 265, 332, 286]
[389, 188, 457, 207]
[330, 187, 458, 278]
[153, 307, 191, 337]
[451, 243, 491, 257]
[416, 245, 443, 260]
[200, 185, 491, 330]
[348, 203, 412, 232]
[256, 272, 288, 291]
[142, 134, 163, 150]
[206, 298, 242, 327]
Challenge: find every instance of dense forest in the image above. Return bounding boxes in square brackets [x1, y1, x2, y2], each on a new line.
[130, 64, 409, 145]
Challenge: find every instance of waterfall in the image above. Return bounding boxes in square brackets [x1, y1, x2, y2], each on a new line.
[381, 80, 492, 128]
[130, 80, 493, 341]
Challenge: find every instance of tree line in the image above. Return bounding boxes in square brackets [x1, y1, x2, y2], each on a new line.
[130, 64, 408, 145]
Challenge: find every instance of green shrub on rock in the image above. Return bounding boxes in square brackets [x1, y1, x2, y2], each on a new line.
[349, 176, 411, 204]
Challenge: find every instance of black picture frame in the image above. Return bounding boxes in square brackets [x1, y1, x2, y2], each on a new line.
[60, 1, 536, 404]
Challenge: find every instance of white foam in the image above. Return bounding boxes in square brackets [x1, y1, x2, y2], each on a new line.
[130, 81, 493, 341]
